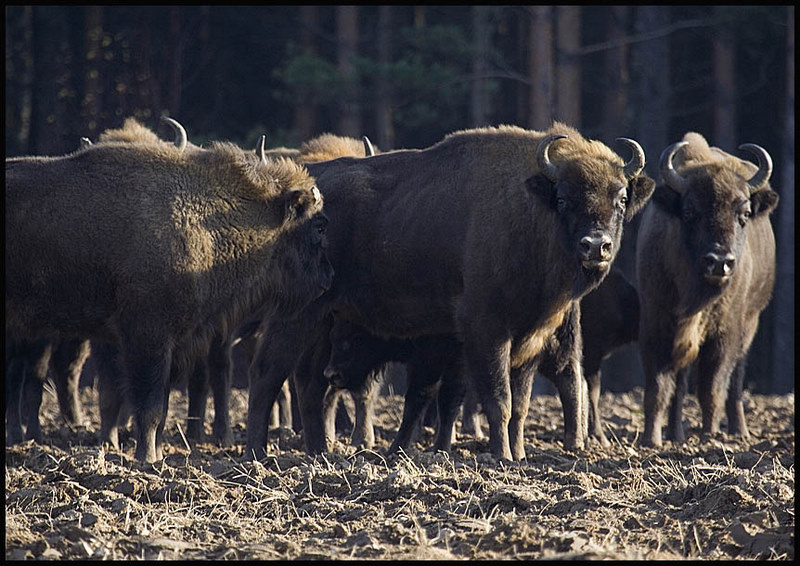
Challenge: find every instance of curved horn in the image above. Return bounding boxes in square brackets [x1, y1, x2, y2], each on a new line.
[160, 116, 187, 152]
[658, 141, 689, 193]
[79, 137, 92, 149]
[616, 137, 645, 180]
[536, 134, 567, 183]
[362, 135, 375, 157]
[738, 143, 773, 194]
[256, 134, 267, 164]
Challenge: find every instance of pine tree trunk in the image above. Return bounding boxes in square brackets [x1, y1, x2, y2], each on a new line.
[375, 6, 394, 149]
[471, 6, 492, 127]
[528, 6, 553, 130]
[336, 6, 361, 138]
[712, 7, 736, 151]
[294, 6, 319, 142]
[555, 6, 581, 126]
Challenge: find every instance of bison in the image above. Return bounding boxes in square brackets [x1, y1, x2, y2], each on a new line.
[635, 133, 778, 447]
[5, 118, 334, 462]
[245, 122, 654, 461]
[179, 131, 380, 446]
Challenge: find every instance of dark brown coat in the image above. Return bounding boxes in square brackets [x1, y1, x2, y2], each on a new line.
[636, 132, 778, 447]
[5, 120, 333, 462]
[247, 122, 654, 461]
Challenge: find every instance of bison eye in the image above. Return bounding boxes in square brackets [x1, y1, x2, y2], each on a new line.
[682, 208, 695, 223]
[556, 197, 567, 212]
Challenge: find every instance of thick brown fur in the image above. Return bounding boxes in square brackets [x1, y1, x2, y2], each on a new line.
[5, 119, 333, 462]
[297, 133, 378, 163]
[247, 122, 655, 461]
[636, 132, 778, 447]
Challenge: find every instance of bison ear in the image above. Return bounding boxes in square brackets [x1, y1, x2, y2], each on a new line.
[624, 175, 656, 221]
[651, 184, 682, 217]
[525, 174, 556, 208]
[750, 188, 779, 218]
[283, 189, 308, 223]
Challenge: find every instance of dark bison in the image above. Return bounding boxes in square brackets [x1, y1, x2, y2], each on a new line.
[246, 122, 654, 461]
[5, 118, 334, 462]
[458, 266, 640, 446]
[636, 133, 778, 447]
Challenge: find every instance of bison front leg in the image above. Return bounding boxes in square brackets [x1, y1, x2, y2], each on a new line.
[585, 369, 609, 446]
[508, 363, 535, 460]
[351, 375, 380, 449]
[207, 334, 234, 446]
[245, 336, 294, 459]
[185, 354, 209, 443]
[463, 338, 513, 461]
[666, 366, 690, 444]
[51, 338, 90, 428]
[552, 357, 587, 452]
[322, 386, 344, 442]
[126, 342, 173, 463]
[389, 359, 441, 454]
[695, 339, 738, 441]
[725, 357, 750, 441]
[433, 369, 466, 454]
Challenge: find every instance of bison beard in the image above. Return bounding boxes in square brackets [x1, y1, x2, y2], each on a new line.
[5, 119, 333, 462]
[245, 122, 654, 462]
[636, 133, 778, 448]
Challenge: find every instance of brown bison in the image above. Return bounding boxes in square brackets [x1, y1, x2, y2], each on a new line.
[181, 131, 380, 446]
[5, 118, 334, 462]
[636, 133, 778, 447]
[246, 122, 655, 461]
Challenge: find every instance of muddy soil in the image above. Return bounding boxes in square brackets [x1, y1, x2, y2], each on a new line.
[5, 383, 794, 560]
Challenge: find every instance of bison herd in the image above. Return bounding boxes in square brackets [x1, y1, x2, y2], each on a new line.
[5, 117, 779, 465]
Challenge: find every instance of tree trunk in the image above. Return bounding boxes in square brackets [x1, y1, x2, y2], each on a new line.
[555, 6, 581, 126]
[602, 6, 630, 139]
[712, 7, 736, 151]
[336, 5, 361, 138]
[294, 5, 320, 142]
[81, 6, 103, 139]
[471, 6, 492, 128]
[375, 5, 395, 149]
[166, 7, 183, 119]
[772, 6, 794, 394]
[4, 6, 35, 156]
[528, 6, 553, 129]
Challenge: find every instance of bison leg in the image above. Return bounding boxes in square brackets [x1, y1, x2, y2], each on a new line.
[666, 366, 690, 444]
[388, 360, 441, 454]
[207, 334, 234, 446]
[123, 338, 173, 463]
[21, 339, 53, 443]
[508, 364, 535, 460]
[95, 342, 126, 450]
[351, 373, 381, 448]
[552, 356, 587, 452]
[459, 388, 485, 440]
[185, 354, 209, 443]
[585, 369, 609, 446]
[293, 342, 331, 455]
[245, 338, 293, 458]
[725, 357, 750, 441]
[5, 343, 27, 445]
[322, 387, 344, 441]
[462, 337, 513, 461]
[433, 369, 466, 454]
[276, 379, 293, 429]
[51, 338, 90, 428]
[695, 339, 737, 440]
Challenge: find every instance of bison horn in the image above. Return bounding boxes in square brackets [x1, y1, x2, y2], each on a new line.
[79, 137, 92, 149]
[160, 116, 187, 152]
[738, 143, 773, 193]
[363, 136, 375, 157]
[616, 137, 645, 180]
[537, 134, 567, 183]
[256, 134, 267, 164]
[658, 141, 689, 193]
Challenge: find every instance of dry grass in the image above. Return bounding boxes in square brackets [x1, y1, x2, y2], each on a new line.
[5, 385, 795, 560]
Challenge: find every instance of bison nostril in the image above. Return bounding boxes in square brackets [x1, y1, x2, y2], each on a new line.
[580, 235, 612, 261]
[703, 253, 736, 277]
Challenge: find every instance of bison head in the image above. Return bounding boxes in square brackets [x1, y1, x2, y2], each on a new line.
[527, 133, 655, 295]
[654, 135, 778, 310]
[324, 318, 409, 390]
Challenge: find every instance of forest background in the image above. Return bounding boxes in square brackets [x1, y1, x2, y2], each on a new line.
[4, 5, 794, 395]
